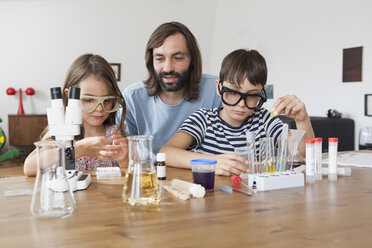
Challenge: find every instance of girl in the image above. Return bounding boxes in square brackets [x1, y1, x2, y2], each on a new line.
[24, 54, 128, 176]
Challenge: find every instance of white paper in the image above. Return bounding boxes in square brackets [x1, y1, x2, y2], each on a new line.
[322, 152, 372, 168]
[4, 189, 33, 197]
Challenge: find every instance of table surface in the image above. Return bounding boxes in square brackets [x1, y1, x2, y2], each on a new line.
[1, 154, 372, 248]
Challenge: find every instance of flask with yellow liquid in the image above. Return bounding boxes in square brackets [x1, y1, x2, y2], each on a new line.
[122, 135, 161, 206]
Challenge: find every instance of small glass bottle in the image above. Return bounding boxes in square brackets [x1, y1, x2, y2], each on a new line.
[328, 138, 338, 181]
[156, 153, 166, 180]
[305, 139, 315, 184]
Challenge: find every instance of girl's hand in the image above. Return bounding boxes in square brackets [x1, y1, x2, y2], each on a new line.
[76, 137, 112, 160]
[214, 153, 250, 176]
[99, 131, 128, 167]
[273, 95, 309, 122]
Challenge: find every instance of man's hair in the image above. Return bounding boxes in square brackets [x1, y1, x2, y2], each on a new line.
[144, 22, 202, 101]
[219, 49, 267, 88]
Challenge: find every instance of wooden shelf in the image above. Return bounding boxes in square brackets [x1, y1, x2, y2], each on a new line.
[8, 115, 47, 147]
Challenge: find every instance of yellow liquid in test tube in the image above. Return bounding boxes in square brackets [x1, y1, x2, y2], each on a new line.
[266, 161, 276, 173]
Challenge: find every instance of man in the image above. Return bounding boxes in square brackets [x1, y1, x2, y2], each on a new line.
[119, 22, 221, 156]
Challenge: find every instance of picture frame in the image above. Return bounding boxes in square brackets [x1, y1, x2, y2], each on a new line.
[110, 63, 121, 82]
[343, 46, 363, 82]
[365, 94, 372, 116]
[266, 84, 274, 99]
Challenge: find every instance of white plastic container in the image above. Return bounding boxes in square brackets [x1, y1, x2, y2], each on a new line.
[328, 138, 338, 181]
[305, 139, 315, 184]
[314, 138, 323, 180]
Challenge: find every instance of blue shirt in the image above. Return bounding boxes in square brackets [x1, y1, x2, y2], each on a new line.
[118, 74, 222, 157]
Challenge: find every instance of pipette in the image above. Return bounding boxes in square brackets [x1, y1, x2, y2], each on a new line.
[230, 175, 256, 194]
[219, 185, 253, 196]
[231, 175, 248, 187]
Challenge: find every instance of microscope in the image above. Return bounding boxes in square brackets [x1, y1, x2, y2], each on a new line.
[46, 87, 91, 191]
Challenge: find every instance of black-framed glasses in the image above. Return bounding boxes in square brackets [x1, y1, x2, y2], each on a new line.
[218, 82, 267, 110]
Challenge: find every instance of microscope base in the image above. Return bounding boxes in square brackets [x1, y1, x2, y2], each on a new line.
[66, 170, 91, 192]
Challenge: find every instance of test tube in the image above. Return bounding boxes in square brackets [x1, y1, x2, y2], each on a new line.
[314, 138, 323, 180]
[328, 138, 338, 181]
[259, 137, 276, 173]
[276, 124, 288, 172]
[246, 131, 256, 173]
[305, 139, 315, 184]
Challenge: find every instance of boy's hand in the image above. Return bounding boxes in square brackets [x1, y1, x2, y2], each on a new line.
[273, 95, 309, 122]
[214, 153, 251, 176]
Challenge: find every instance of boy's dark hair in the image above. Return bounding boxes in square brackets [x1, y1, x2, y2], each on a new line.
[144, 21, 202, 101]
[219, 49, 267, 87]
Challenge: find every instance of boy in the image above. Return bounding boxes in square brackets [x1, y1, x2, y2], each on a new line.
[160, 49, 314, 176]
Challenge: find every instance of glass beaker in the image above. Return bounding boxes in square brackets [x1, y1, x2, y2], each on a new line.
[30, 140, 76, 218]
[359, 127, 372, 150]
[122, 135, 161, 206]
[259, 137, 276, 173]
[288, 129, 306, 169]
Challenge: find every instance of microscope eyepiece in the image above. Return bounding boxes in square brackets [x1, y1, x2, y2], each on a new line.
[69, 87, 81, 100]
[50, 87, 62, 99]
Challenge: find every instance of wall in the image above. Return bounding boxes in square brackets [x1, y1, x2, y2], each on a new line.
[0, 0, 217, 152]
[209, 0, 372, 149]
[1, 0, 371, 152]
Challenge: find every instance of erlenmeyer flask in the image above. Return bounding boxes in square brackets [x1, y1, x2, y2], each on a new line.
[122, 135, 161, 206]
[30, 140, 76, 218]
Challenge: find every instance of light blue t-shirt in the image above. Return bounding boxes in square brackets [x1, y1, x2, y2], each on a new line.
[118, 74, 222, 157]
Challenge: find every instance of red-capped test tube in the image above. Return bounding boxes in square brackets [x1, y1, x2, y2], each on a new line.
[305, 139, 315, 184]
[314, 138, 323, 181]
[328, 138, 338, 181]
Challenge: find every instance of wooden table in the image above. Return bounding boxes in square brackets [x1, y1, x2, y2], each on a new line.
[1, 158, 372, 248]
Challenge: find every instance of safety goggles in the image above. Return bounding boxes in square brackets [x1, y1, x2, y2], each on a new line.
[80, 95, 120, 113]
[218, 82, 267, 110]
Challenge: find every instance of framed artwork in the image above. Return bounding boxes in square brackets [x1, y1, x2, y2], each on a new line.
[110, 63, 121, 82]
[343, 46, 363, 82]
[266, 84, 273, 99]
[365, 94, 372, 116]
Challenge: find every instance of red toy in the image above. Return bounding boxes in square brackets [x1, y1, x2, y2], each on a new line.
[6, 87, 35, 115]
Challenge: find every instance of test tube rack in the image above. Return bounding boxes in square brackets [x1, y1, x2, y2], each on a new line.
[241, 171, 304, 191]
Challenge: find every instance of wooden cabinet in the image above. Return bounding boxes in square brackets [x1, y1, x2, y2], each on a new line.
[8, 115, 48, 147]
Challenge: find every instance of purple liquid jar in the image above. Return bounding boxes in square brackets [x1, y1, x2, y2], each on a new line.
[190, 159, 216, 190]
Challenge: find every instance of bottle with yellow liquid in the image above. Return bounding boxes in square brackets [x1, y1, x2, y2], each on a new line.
[122, 135, 161, 206]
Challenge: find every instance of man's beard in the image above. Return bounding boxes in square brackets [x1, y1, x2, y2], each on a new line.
[156, 69, 189, 92]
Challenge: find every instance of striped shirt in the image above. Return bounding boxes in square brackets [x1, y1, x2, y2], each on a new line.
[178, 108, 283, 155]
